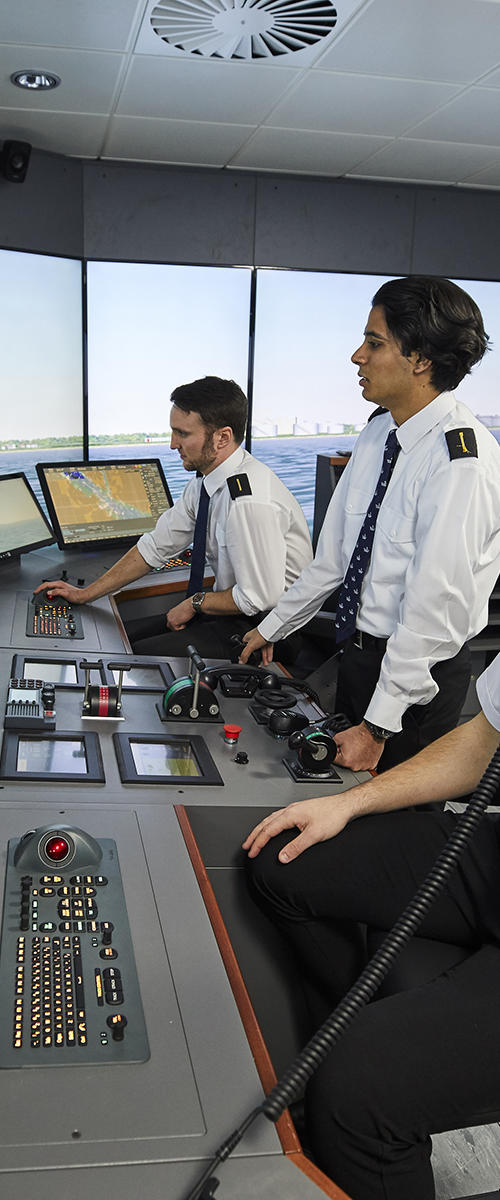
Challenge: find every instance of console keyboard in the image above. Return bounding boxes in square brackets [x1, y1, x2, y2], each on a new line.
[0, 832, 149, 1067]
[26, 598, 84, 639]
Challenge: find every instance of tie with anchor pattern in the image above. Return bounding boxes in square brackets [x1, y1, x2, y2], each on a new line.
[335, 429, 401, 644]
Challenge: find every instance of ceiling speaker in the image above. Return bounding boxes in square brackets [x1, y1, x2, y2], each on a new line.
[1, 140, 32, 183]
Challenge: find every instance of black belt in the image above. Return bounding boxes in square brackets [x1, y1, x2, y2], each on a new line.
[351, 629, 388, 652]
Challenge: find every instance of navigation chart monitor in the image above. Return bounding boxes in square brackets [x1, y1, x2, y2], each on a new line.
[36, 458, 173, 552]
[0, 473, 55, 560]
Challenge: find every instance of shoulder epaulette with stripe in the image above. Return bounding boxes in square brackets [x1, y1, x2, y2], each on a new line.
[445, 428, 478, 460]
[227, 473, 252, 498]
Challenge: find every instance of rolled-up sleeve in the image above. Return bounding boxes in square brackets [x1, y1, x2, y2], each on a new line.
[227, 499, 292, 615]
[136, 488, 196, 570]
[257, 472, 350, 637]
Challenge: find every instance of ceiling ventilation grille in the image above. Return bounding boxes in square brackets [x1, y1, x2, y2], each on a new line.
[150, 0, 338, 60]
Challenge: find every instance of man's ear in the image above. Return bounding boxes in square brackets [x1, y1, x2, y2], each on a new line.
[215, 425, 233, 449]
[410, 351, 433, 376]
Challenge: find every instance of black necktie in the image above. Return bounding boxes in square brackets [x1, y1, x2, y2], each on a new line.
[335, 429, 401, 644]
[186, 481, 210, 597]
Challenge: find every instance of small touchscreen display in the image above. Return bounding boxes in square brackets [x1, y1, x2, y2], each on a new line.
[17, 738, 88, 775]
[130, 740, 201, 778]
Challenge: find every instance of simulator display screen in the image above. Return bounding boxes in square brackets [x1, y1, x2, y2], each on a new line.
[130, 740, 201, 778]
[0, 473, 54, 556]
[24, 660, 78, 684]
[37, 459, 173, 549]
[17, 738, 87, 775]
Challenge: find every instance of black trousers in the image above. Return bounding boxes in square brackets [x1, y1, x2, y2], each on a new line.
[126, 610, 260, 658]
[127, 610, 306, 663]
[336, 640, 472, 770]
[247, 810, 500, 1200]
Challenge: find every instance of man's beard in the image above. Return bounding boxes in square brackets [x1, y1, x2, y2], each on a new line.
[184, 433, 217, 474]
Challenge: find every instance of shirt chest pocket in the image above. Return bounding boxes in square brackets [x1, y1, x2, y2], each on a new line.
[376, 501, 416, 545]
[344, 487, 415, 546]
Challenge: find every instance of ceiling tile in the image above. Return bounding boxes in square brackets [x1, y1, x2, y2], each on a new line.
[228, 127, 389, 174]
[104, 115, 255, 166]
[406, 87, 500, 146]
[460, 161, 500, 187]
[263, 72, 462, 135]
[317, 0, 500, 83]
[117, 55, 298, 122]
[0, 107, 108, 156]
[480, 64, 500, 87]
[348, 137, 500, 184]
[0, 0, 144, 52]
[0, 46, 125, 112]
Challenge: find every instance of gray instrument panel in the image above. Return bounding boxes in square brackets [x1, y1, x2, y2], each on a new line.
[0, 547, 359, 1200]
[0, 827, 149, 1068]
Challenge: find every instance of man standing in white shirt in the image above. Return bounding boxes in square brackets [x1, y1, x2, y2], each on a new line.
[241, 276, 500, 772]
[35, 376, 312, 658]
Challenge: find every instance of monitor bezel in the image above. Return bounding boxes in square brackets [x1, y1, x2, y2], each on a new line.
[0, 471, 55, 558]
[10, 652, 104, 690]
[0, 729, 105, 783]
[36, 457, 173, 553]
[113, 732, 223, 786]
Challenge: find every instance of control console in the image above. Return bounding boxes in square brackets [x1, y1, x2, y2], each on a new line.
[0, 825, 149, 1068]
[5, 678, 56, 730]
[27, 597, 84, 639]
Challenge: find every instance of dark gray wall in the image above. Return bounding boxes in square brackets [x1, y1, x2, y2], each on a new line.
[0, 149, 82, 258]
[0, 149, 499, 280]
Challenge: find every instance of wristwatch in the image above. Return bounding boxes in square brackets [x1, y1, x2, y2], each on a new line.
[363, 719, 395, 742]
[191, 591, 206, 613]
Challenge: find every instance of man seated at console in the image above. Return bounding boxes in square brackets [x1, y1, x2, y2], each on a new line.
[241, 276, 500, 772]
[244, 650, 500, 1200]
[34, 376, 312, 658]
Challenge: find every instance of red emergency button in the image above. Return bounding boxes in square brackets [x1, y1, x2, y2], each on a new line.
[223, 724, 242, 745]
[45, 836, 71, 863]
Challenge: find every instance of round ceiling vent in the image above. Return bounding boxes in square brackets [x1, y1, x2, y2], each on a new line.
[150, 0, 338, 60]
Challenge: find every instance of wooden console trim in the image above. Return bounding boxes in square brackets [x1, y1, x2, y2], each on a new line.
[108, 594, 131, 650]
[175, 803, 350, 1200]
[112, 575, 214, 604]
[108, 575, 215, 650]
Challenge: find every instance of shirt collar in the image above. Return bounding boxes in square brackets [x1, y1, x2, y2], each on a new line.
[395, 392, 456, 454]
[201, 445, 246, 497]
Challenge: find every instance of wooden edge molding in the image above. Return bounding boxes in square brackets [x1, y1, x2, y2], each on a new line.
[108, 594, 131, 651]
[109, 574, 214, 649]
[175, 804, 350, 1200]
[112, 575, 215, 604]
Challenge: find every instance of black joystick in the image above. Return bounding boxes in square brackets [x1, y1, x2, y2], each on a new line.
[268, 709, 310, 739]
[107, 1013, 127, 1042]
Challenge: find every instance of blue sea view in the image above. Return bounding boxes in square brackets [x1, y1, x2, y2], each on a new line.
[3, 428, 500, 534]
[1, 436, 360, 532]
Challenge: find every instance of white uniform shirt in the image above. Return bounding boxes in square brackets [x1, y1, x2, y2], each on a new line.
[259, 393, 500, 730]
[137, 446, 312, 617]
[477, 654, 500, 734]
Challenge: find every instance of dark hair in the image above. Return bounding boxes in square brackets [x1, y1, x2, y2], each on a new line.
[371, 276, 490, 392]
[170, 376, 248, 444]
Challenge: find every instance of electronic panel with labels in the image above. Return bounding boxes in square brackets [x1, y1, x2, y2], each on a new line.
[0, 825, 149, 1068]
[26, 597, 84, 639]
[5, 678, 56, 730]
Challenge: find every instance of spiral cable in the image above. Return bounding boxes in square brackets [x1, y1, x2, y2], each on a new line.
[182, 743, 500, 1197]
[262, 743, 500, 1119]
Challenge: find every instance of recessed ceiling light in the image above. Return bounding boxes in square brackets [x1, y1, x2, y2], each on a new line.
[11, 71, 61, 91]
